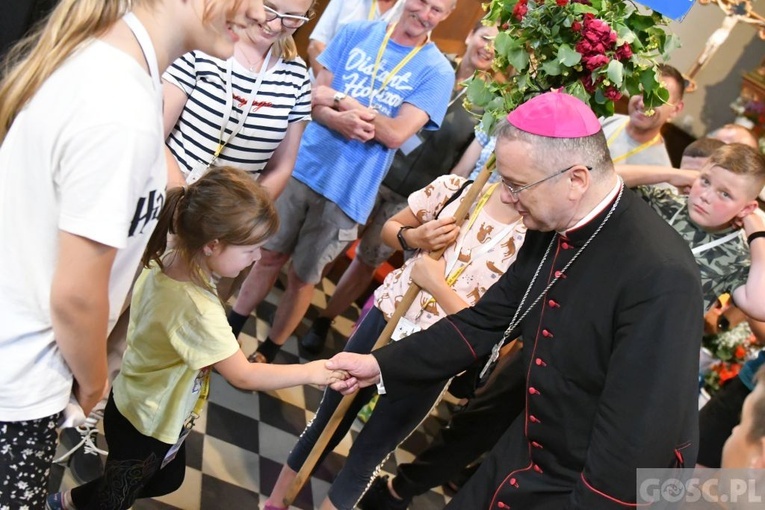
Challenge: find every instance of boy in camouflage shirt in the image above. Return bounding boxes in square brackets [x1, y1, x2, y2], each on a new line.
[618, 143, 765, 317]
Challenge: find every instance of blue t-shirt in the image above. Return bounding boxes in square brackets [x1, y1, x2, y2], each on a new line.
[292, 21, 454, 224]
[740, 350, 765, 390]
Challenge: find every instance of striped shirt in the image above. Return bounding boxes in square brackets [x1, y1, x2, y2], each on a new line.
[164, 51, 311, 176]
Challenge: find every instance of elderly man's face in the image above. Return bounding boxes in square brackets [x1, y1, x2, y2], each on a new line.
[495, 138, 572, 232]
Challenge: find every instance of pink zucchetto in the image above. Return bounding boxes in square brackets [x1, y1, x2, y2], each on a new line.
[506, 91, 601, 138]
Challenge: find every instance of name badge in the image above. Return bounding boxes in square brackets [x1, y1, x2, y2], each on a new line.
[187, 160, 212, 185]
[391, 316, 421, 341]
[161, 423, 194, 469]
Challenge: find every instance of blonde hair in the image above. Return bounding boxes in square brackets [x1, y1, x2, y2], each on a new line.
[0, 0, 125, 141]
[143, 166, 279, 292]
[0, 0, 245, 142]
[275, 37, 299, 61]
[274, 0, 317, 61]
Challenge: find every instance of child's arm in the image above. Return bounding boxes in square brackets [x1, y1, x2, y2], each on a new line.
[616, 164, 696, 191]
[409, 256, 469, 316]
[381, 206, 459, 252]
[732, 212, 765, 321]
[214, 351, 342, 391]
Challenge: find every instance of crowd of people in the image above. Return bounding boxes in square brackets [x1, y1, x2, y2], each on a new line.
[1, 0, 765, 509]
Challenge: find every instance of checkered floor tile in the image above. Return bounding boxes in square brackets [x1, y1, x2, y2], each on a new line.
[51, 273, 455, 509]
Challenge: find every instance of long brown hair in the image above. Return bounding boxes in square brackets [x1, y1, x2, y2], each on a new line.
[142, 166, 279, 291]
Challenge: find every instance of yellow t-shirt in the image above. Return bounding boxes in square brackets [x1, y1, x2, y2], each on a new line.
[113, 264, 240, 444]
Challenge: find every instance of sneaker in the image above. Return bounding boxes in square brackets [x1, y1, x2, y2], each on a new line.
[53, 406, 107, 484]
[358, 475, 411, 510]
[299, 317, 332, 355]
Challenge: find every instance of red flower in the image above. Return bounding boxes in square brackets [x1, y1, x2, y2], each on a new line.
[582, 54, 610, 71]
[576, 40, 607, 56]
[581, 74, 603, 93]
[556, 0, 569, 5]
[583, 18, 617, 49]
[572, 20, 582, 32]
[734, 345, 748, 360]
[604, 87, 622, 101]
[615, 43, 632, 61]
[513, 0, 528, 20]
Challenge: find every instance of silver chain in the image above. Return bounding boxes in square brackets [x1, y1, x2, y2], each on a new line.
[478, 183, 625, 380]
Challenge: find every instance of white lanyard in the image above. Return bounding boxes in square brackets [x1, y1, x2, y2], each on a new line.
[669, 205, 740, 255]
[123, 12, 161, 103]
[213, 48, 277, 163]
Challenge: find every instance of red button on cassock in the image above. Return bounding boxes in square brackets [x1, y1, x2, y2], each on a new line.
[541, 329, 553, 338]
[547, 299, 559, 308]
[529, 387, 539, 395]
[532, 441, 543, 449]
[535, 358, 547, 367]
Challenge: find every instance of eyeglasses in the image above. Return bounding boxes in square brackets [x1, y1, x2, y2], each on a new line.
[500, 164, 591, 198]
[263, 5, 310, 29]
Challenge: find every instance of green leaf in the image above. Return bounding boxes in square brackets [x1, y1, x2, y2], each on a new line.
[565, 81, 589, 104]
[558, 44, 581, 67]
[662, 33, 681, 59]
[507, 47, 530, 71]
[627, 13, 656, 31]
[606, 60, 624, 87]
[493, 32, 514, 58]
[541, 59, 562, 76]
[466, 77, 494, 108]
[594, 87, 607, 104]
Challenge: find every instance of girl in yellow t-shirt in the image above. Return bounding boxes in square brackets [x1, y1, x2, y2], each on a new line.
[50, 167, 345, 510]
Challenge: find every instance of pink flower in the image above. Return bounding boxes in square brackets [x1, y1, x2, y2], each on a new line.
[581, 74, 603, 93]
[556, 0, 569, 6]
[604, 87, 622, 101]
[583, 18, 617, 49]
[615, 43, 632, 60]
[582, 54, 610, 71]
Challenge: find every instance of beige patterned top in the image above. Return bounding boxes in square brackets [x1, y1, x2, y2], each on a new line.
[374, 175, 527, 329]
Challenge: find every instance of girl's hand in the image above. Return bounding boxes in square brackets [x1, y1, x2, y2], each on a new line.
[409, 217, 459, 251]
[307, 360, 347, 386]
[410, 256, 447, 294]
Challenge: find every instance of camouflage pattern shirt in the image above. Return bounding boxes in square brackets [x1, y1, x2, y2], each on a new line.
[637, 186, 749, 311]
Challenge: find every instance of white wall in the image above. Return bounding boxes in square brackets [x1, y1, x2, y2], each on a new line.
[664, 1, 765, 137]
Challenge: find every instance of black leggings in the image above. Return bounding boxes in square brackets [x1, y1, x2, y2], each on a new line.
[70, 393, 186, 509]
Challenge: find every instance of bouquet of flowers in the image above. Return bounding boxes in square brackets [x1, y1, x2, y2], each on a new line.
[702, 321, 759, 394]
[466, 0, 679, 131]
[731, 96, 765, 127]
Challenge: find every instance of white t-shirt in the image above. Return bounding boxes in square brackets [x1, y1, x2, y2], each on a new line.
[164, 51, 311, 176]
[310, 0, 403, 45]
[308, 0, 403, 81]
[0, 41, 167, 421]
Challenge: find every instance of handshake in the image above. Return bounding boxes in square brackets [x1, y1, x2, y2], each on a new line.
[320, 352, 382, 395]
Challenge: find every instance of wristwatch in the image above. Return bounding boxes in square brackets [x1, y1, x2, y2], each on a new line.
[332, 91, 347, 107]
[397, 226, 415, 251]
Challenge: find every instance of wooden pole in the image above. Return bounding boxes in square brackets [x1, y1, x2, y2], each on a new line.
[283, 154, 497, 506]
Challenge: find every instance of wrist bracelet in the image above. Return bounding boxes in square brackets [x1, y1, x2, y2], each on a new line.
[747, 231, 765, 245]
[397, 226, 415, 251]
